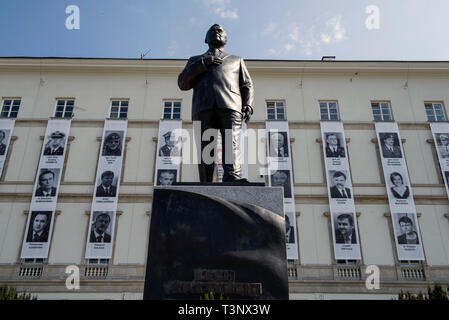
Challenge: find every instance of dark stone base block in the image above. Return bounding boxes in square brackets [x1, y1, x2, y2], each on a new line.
[143, 185, 288, 300]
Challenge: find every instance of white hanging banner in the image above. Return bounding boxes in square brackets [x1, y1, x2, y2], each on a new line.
[154, 120, 182, 186]
[375, 122, 424, 261]
[430, 122, 449, 200]
[21, 119, 71, 258]
[321, 121, 361, 260]
[85, 120, 127, 258]
[0, 119, 15, 178]
[266, 121, 298, 260]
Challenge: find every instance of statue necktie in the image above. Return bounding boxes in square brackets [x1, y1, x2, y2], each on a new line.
[211, 48, 221, 58]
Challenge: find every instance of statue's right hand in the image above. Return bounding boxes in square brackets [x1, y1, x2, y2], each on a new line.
[203, 55, 223, 66]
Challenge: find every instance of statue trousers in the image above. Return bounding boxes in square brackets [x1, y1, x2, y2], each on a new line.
[196, 108, 242, 182]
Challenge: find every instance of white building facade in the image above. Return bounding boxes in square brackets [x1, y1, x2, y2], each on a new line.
[0, 58, 449, 299]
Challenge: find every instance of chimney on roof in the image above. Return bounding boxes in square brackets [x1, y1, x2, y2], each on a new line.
[321, 56, 336, 61]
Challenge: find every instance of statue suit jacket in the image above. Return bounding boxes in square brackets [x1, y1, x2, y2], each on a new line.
[178, 49, 254, 119]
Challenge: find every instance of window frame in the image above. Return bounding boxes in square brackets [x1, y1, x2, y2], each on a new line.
[162, 100, 182, 120]
[109, 99, 129, 119]
[424, 101, 447, 122]
[54, 98, 75, 119]
[371, 101, 394, 121]
[1, 97, 21, 118]
[87, 258, 110, 265]
[23, 258, 45, 264]
[319, 100, 340, 121]
[266, 100, 286, 120]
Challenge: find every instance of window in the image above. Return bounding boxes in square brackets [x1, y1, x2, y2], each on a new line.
[54, 99, 74, 118]
[23, 258, 44, 264]
[110, 100, 128, 119]
[400, 260, 421, 266]
[163, 100, 181, 119]
[425, 102, 447, 122]
[266, 100, 286, 120]
[87, 258, 109, 265]
[371, 101, 393, 121]
[1, 98, 21, 118]
[320, 101, 339, 120]
[337, 259, 357, 265]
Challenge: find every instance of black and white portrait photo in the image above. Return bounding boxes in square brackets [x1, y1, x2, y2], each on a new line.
[89, 211, 113, 243]
[389, 171, 410, 199]
[156, 169, 177, 186]
[102, 131, 124, 157]
[270, 170, 292, 198]
[285, 213, 295, 244]
[379, 132, 402, 158]
[35, 168, 60, 197]
[158, 131, 180, 157]
[96, 169, 119, 197]
[43, 131, 66, 156]
[324, 132, 345, 158]
[328, 170, 352, 199]
[26, 211, 52, 243]
[268, 131, 288, 158]
[0, 129, 10, 156]
[436, 133, 449, 159]
[333, 213, 357, 244]
[394, 213, 420, 245]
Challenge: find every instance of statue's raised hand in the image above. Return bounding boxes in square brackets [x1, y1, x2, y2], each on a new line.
[203, 55, 223, 66]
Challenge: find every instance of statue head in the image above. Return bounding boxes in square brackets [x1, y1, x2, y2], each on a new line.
[205, 24, 227, 47]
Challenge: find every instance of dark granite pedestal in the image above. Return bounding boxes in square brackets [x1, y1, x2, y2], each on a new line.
[143, 184, 289, 300]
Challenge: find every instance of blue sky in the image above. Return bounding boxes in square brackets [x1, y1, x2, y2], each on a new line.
[0, 0, 448, 60]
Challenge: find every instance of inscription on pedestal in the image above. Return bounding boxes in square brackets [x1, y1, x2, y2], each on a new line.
[164, 269, 262, 297]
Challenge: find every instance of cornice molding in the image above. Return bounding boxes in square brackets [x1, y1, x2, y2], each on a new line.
[1, 58, 449, 76]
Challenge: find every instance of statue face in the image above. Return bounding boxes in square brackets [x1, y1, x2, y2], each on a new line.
[205, 24, 227, 46]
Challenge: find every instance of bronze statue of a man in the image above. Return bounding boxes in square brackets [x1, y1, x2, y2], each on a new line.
[178, 24, 254, 182]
